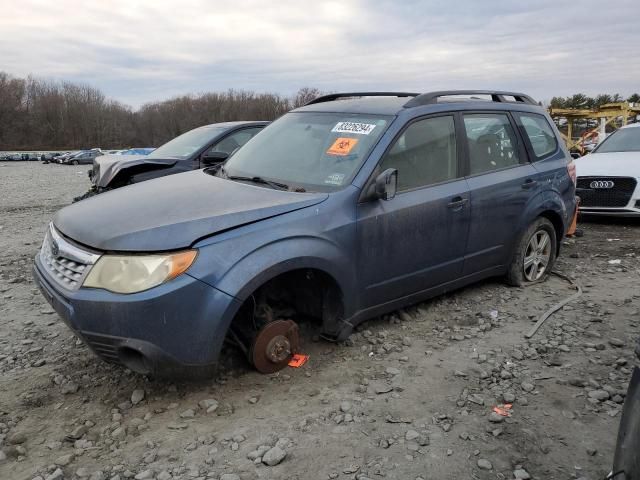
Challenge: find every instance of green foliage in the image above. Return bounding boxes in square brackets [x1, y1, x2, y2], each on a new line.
[550, 92, 640, 109]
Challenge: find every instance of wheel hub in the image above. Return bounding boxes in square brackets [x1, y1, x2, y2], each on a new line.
[251, 320, 300, 373]
[265, 335, 291, 363]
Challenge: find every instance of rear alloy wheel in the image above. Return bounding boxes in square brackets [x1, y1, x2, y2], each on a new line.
[523, 230, 552, 281]
[506, 217, 557, 286]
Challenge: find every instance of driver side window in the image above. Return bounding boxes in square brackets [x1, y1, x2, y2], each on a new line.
[379, 115, 458, 192]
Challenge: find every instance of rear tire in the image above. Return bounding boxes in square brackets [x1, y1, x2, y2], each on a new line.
[506, 217, 557, 287]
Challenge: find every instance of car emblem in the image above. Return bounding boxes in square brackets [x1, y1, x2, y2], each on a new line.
[590, 180, 615, 189]
[51, 239, 59, 257]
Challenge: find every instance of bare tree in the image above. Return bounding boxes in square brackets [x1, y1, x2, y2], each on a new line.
[292, 87, 323, 108]
[0, 73, 324, 150]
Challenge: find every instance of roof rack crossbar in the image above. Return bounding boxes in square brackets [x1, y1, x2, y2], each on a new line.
[403, 90, 538, 108]
[305, 92, 420, 106]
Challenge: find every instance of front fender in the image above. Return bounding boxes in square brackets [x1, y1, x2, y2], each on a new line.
[193, 235, 357, 317]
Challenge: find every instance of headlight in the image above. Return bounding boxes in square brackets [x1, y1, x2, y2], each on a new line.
[83, 250, 197, 294]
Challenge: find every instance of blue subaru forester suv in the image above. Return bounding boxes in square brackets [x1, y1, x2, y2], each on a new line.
[33, 91, 577, 376]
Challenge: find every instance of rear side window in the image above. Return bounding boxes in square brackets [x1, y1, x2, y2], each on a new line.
[463, 113, 521, 175]
[516, 113, 558, 159]
[379, 115, 457, 191]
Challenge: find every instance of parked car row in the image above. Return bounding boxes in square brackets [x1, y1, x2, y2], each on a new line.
[54, 149, 107, 165]
[1, 152, 60, 161]
[0, 148, 157, 163]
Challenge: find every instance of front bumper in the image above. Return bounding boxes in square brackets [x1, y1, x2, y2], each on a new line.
[33, 255, 241, 377]
[579, 204, 640, 217]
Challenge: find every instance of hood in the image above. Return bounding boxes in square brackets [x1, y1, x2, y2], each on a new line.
[93, 154, 176, 188]
[575, 151, 640, 178]
[54, 170, 328, 251]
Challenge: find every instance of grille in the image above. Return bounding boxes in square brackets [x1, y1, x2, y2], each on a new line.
[39, 224, 100, 291]
[82, 333, 122, 364]
[576, 176, 637, 208]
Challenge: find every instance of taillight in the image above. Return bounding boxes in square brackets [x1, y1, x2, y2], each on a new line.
[567, 160, 576, 185]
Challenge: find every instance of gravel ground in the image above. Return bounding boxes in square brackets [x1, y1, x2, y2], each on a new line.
[0, 161, 639, 480]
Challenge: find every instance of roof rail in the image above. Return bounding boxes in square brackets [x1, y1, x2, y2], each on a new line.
[403, 90, 538, 108]
[305, 92, 420, 106]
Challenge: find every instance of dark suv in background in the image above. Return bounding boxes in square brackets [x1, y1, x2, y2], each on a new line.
[34, 90, 576, 376]
[85, 121, 268, 196]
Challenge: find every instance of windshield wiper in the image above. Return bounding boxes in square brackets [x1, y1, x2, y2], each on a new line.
[227, 175, 290, 191]
[217, 166, 300, 191]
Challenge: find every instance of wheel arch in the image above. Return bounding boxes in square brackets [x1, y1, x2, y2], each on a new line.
[213, 237, 357, 337]
[538, 209, 564, 254]
[235, 260, 349, 335]
[518, 190, 569, 255]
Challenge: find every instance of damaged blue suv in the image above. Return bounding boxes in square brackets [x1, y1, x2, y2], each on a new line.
[34, 91, 577, 376]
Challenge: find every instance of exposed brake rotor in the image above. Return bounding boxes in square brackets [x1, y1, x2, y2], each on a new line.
[251, 319, 300, 374]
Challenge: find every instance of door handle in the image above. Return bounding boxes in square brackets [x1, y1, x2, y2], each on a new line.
[447, 197, 468, 209]
[521, 179, 538, 189]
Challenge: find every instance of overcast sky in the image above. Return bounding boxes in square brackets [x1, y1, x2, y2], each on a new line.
[1, 0, 638, 108]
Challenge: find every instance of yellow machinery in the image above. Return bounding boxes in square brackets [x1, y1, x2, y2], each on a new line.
[549, 102, 640, 153]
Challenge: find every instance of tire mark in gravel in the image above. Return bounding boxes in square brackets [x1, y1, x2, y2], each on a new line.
[0, 204, 67, 214]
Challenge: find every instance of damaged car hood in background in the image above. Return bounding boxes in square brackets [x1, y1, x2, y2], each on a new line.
[54, 170, 328, 251]
[93, 154, 177, 188]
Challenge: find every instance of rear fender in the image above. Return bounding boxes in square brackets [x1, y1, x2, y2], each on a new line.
[509, 190, 569, 258]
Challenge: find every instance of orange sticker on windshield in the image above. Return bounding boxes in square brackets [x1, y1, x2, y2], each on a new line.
[326, 137, 358, 156]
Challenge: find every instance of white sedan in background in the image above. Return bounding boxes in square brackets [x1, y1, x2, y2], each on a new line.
[575, 123, 640, 216]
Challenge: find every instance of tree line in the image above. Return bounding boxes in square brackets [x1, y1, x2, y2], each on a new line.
[0, 71, 322, 150]
[549, 93, 640, 109]
[2, 70, 638, 150]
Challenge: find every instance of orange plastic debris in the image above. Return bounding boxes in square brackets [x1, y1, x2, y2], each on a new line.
[567, 197, 580, 236]
[288, 354, 309, 368]
[492, 404, 513, 416]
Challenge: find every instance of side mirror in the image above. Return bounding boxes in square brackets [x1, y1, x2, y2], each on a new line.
[375, 168, 398, 201]
[201, 151, 229, 166]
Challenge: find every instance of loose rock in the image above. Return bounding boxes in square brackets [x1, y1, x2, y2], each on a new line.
[262, 446, 287, 466]
[131, 389, 145, 405]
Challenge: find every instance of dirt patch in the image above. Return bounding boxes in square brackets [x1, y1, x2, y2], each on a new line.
[0, 162, 638, 480]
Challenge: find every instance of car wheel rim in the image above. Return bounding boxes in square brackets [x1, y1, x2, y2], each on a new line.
[523, 230, 551, 281]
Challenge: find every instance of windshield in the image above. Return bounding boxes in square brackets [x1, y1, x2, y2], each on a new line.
[593, 127, 640, 153]
[223, 112, 392, 191]
[147, 126, 227, 160]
